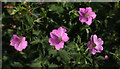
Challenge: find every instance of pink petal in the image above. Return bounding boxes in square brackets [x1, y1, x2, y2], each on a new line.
[62, 33, 69, 42]
[85, 17, 92, 26]
[86, 7, 92, 13]
[14, 41, 21, 50]
[97, 38, 104, 45]
[13, 34, 20, 39]
[58, 27, 65, 37]
[79, 8, 85, 13]
[10, 39, 16, 46]
[87, 41, 92, 49]
[89, 12, 96, 19]
[79, 16, 88, 23]
[49, 38, 59, 46]
[51, 29, 60, 38]
[50, 32, 59, 39]
[20, 37, 28, 49]
[95, 45, 103, 53]
[93, 35, 98, 44]
[91, 35, 94, 41]
[89, 48, 96, 55]
[10, 35, 20, 46]
[78, 11, 84, 17]
[55, 41, 64, 50]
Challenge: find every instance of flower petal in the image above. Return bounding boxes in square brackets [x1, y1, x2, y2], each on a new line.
[87, 41, 92, 49]
[79, 8, 86, 13]
[50, 29, 60, 38]
[93, 35, 98, 43]
[78, 11, 84, 17]
[10, 35, 20, 46]
[55, 41, 64, 50]
[95, 45, 103, 53]
[58, 27, 66, 37]
[89, 12, 96, 19]
[49, 38, 59, 46]
[79, 16, 88, 22]
[86, 7, 92, 13]
[20, 37, 28, 49]
[97, 38, 104, 45]
[62, 33, 69, 42]
[50, 32, 59, 39]
[89, 48, 96, 55]
[85, 17, 92, 25]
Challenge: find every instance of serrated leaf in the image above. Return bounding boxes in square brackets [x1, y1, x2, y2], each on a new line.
[33, 30, 40, 35]
[49, 50, 57, 57]
[25, 14, 33, 26]
[31, 39, 41, 45]
[59, 50, 70, 62]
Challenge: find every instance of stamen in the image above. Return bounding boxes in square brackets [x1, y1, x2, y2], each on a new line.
[58, 38, 62, 42]
[85, 14, 89, 18]
[91, 43, 96, 48]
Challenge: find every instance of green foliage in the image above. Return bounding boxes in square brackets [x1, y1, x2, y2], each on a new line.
[2, 2, 120, 68]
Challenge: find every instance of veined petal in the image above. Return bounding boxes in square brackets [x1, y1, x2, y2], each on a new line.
[50, 32, 59, 39]
[58, 27, 66, 37]
[55, 41, 64, 50]
[85, 17, 92, 26]
[93, 35, 98, 44]
[62, 33, 69, 42]
[49, 38, 59, 46]
[89, 48, 96, 55]
[89, 12, 96, 19]
[79, 16, 88, 22]
[51, 29, 60, 38]
[86, 7, 92, 13]
[78, 11, 84, 17]
[79, 8, 86, 13]
[87, 41, 92, 49]
[95, 45, 103, 53]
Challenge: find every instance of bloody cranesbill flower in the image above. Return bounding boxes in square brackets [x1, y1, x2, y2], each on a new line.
[78, 7, 96, 26]
[49, 27, 69, 50]
[87, 35, 103, 55]
[10, 34, 28, 51]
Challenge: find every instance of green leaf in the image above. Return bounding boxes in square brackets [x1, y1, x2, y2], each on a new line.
[49, 50, 57, 57]
[33, 30, 40, 36]
[49, 4, 64, 14]
[59, 50, 70, 63]
[25, 14, 33, 26]
[49, 63, 58, 67]
[96, 56, 105, 60]
[11, 62, 23, 67]
[30, 62, 42, 67]
[31, 39, 41, 45]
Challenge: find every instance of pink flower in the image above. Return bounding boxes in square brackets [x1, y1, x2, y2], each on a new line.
[78, 7, 96, 26]
[105, 55, 109, 60]
[10, 34, 28, 51]
[87, 35, 103, 55]
[49, 27, 69, 50]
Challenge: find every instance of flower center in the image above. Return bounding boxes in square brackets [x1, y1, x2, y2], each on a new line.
[58, 38, 62, 42]
[85, 14, 89, 18]
[19, 38, 23, 42]
[91, 43, 96, 48]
